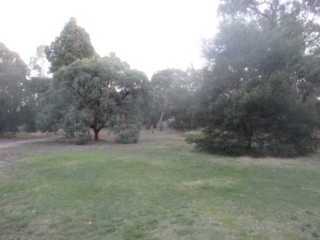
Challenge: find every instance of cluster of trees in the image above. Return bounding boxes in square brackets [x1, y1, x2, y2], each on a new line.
[152, 0, 320, 157]
[150, 68, 201, 131]
[191, 0, 320, 156]
[0, 42, 49, 133]
[0, 17, 199, 144]
[1, 0, 320, 156]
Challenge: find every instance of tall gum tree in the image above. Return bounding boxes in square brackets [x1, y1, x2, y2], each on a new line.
[45, 17, 96, 73]
[198, 0, 320, 156]
[151, 69, 197, 131]
[0, 43, 28, 133]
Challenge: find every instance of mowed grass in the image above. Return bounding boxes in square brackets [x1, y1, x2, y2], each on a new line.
[1, 131, 320, 239]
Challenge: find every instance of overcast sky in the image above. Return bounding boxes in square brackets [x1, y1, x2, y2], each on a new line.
[1, 0, 219, 77]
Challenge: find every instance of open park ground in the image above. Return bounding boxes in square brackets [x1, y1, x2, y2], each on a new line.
[1, 130, 320, 239]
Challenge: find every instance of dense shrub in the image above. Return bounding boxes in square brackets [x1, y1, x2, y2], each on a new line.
[186, 131, 317, 157]
[114, 127, 140, 144]
[186, 132, 248, 156]
[76, 131, 92, 145]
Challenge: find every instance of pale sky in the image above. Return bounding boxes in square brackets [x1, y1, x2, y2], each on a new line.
[1, 0, 219, 78]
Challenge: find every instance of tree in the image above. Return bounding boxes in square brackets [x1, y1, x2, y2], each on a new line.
[151, 69, 197, 131]
[29, 45, 50, 78]
[0, 42, 28, 133]
[111, 69, 154, 142]
[21, 77, 51, 132]
[45, 17, 96, 72]
[37, 56, 153, 143]
[195, 0, 320, 156]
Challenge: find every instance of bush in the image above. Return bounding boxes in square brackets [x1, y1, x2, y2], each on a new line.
[186, 132, 248, 156]
[192, 132, 317, 158]
[185, 132, 205, 144]
[115, 128, 140, 144]
[204, 136, 248, 156]
[76, 131, 92, 145]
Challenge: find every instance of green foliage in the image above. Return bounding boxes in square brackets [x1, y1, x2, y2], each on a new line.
[111, 69, 153, 143]
[20, 77, 50, 132]
[186, 131, 248, 156]
[38, 56, 153, 143]
[197, 0, 320, 157]
[0, 42, 28, 133]
[184, 132, 205, 144]
[151, 68, 200, 131]
[39, 17, 153, 143]
[63, 108, 93, 144]
[76, 132, 92, 145]
[29, 45, 50, 78]
[45, 18, 96, 72]
[114, 126, 140, 144]
[36, 86, 65, 133]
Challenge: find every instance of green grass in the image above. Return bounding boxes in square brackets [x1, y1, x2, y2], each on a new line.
[1, 131, 320, 239]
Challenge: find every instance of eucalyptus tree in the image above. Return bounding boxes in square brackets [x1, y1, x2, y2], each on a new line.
[37, 56, 152, 143]
[0, 43, 28, 133]
[196, 0, 320, 156]
[151, 68, 197, 131]
[45, 17, 96, 72]
[29, 45, 50, 78]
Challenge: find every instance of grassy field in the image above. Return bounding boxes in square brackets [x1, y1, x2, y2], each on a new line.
[1, 130, 320, 239]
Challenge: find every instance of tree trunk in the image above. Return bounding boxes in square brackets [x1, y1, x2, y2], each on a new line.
[94, 129, 99, 141]
[158, 112, 164, 131]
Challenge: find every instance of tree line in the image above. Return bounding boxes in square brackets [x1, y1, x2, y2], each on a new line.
[1, 0, 320, 156]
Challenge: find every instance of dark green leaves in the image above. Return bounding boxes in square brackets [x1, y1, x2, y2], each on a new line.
[197, 0, 320, 156]
[0, 43, 28, 133]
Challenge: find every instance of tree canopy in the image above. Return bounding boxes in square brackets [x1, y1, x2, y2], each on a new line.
[0, 42, 28, 133]
[37, 55, 153, 143]
[151, 68, 199, 131]
[194, 0, 320, 156]
[45, 17, 96, 72]
[29, 45, 50, 78]
[34, 19, 153, 143]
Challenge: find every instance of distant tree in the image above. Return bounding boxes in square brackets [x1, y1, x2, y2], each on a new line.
[111, 68, 154, 142]
[195, 0, 320, 156]
[151, 69, 197, 131]
[29, 45, 50, 78]
[0, 42, 28, 133]
[37, 56, 152, 143]
[21, 77, 51, 132]
[45, 17, 96, 72]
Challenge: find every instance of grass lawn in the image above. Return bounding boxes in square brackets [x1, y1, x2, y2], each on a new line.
[1, 130, 320, 239]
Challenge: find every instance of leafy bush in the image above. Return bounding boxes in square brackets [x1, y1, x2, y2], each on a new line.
[76, 131, 92, 145]
[186, 132, 248, 156]
[114, 127, 140, 144]
[190, 131, 317, 157]
[185, 132, 205, 144]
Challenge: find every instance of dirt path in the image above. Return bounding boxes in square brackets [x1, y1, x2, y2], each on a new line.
[0, 136, 67, 167]
[0, 137, 60, 149]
